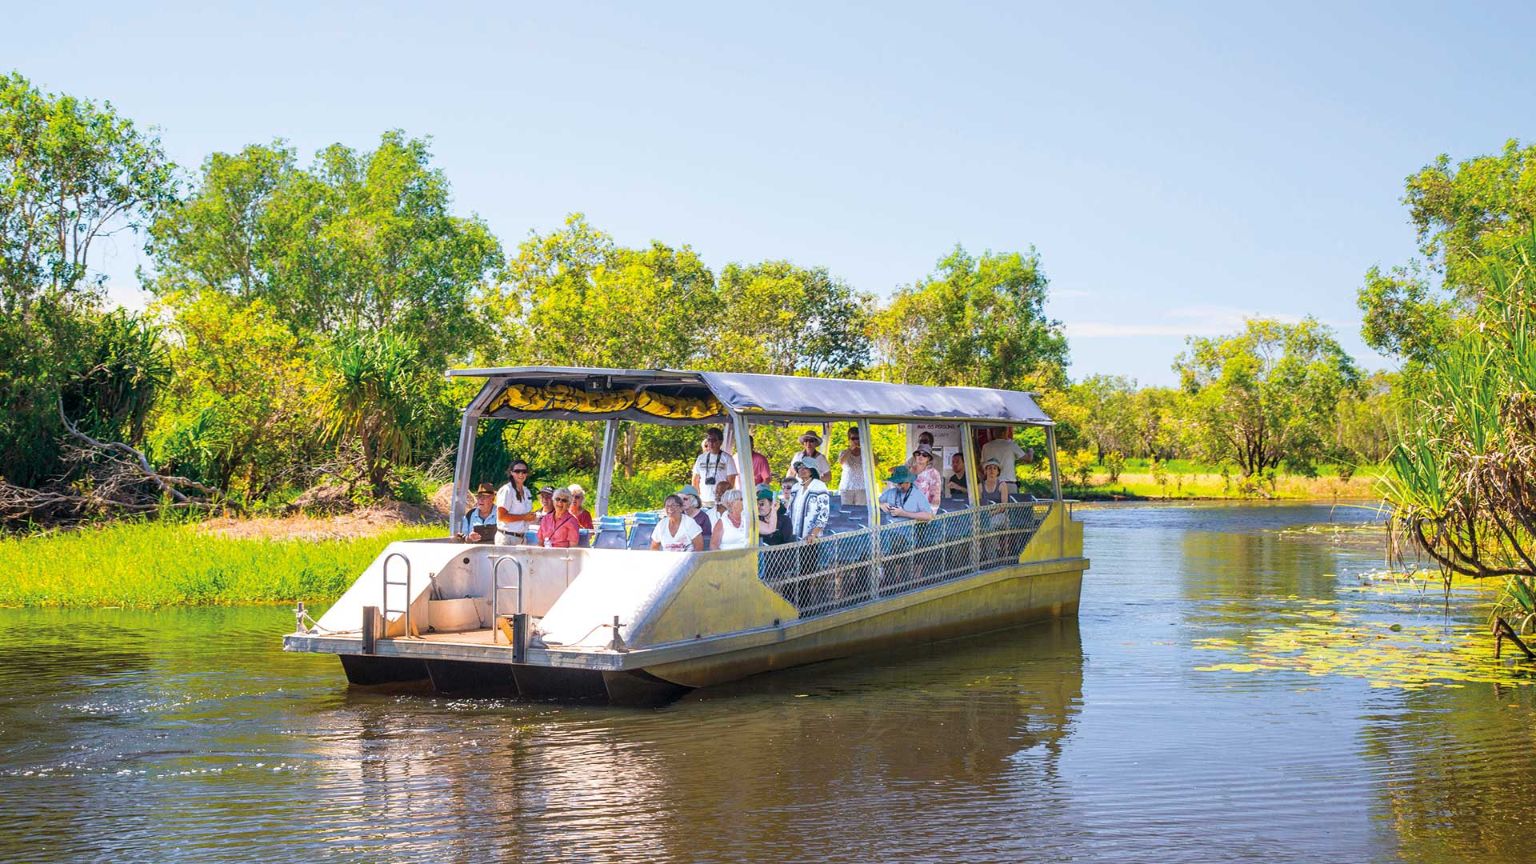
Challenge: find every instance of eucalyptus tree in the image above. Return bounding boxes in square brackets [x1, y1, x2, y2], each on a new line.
[147, 131, 503, 366]
[874, 245, 1067, 391]
[1176, 318, 1360, 477]
[715, 261, 873, 376]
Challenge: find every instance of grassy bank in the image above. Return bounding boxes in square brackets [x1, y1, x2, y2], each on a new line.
[0, 521, 438, 608]
[1045, 458, 1381, 501]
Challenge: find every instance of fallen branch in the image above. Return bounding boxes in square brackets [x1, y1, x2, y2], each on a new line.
[1492, 616, 1536, 661]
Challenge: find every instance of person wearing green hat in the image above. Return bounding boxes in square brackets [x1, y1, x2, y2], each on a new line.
[755, 484, 794, 546]
[879, 465, 934, 523]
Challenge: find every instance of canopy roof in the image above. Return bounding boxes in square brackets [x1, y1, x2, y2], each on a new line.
[449, 366, 1052, 426]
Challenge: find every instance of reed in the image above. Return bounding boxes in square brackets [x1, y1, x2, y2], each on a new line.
[0, 521, 439, 608]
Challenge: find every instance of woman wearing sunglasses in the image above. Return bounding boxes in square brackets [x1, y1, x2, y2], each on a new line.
[495, 460, 537, 545]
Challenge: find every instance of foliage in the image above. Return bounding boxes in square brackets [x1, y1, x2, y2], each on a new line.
[1359, 139, 1536, 363]
[1380, 228, 1536, 586]
[1176, 318, 1360, 477]
[716, 261, 873, 375]
[1103, 451, 1126, 483]
[146, 132, 503, 365]
[873, 245, 1067, 391]
[147, 293, 318, 498]
[0, 73, 175, 492]
[1065, 449, 1095, 488]
[1067, 375, 1138, 460]
[500, 214, 713, 369]
[0, 71, 175, 308]
[320, 328, 436, 496]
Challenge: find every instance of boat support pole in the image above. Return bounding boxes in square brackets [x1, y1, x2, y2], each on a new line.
[731, 411, 757, 545]
[596, 419, 618, 520]
[1046, 425, 1063, 557]
[859, 419, 882, 598]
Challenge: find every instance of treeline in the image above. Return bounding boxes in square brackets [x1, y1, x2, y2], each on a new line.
[1, 71, 1395, 528]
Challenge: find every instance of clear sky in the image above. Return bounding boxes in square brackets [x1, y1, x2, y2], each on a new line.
[5, 1, 1533, 385]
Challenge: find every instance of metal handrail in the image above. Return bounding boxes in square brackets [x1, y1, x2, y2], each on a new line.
[490, 555, 525, 645]
[381, 552, 412, 638]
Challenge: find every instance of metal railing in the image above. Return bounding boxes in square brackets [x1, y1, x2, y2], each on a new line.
[381, 552, 413, 638]
[490, 555, 525, 645]
[758, 501, 1054, 618]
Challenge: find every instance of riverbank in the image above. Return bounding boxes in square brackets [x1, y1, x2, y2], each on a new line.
[1069, 469, 1379, 501]
[0, 518, 438, 608]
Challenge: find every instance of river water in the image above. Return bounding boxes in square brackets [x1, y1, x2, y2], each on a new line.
[2, 503, 1535, 862]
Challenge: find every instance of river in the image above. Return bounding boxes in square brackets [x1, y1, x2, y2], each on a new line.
[2, 502, 1534, 862]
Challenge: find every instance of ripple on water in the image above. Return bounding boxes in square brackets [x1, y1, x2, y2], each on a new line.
[3, 506, 1536, 862]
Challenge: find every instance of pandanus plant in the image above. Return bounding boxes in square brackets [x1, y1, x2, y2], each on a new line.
[1381, 227, 1536, 631]
[321, 328, 423, 498]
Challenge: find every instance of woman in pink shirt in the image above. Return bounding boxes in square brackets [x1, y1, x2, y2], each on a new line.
[539, 489, 583, 548]
[911, 447, 943, 510]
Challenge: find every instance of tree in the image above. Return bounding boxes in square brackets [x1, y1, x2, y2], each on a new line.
[715, 261, 872, 376]
[873, 245, 1067, 390]
[147, 132, 503, 365]
[1067, 375, 1138, 461]
[0, 73, 175, 491]
[501, 214, 714, 369]
[1176, 318, 1360, 477]
[1359, 140, 1536, 362]
[0, 71, 175, 310]
[147, 292, 319, 498]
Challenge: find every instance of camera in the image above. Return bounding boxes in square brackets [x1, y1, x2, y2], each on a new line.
[704, 475, 716, 484]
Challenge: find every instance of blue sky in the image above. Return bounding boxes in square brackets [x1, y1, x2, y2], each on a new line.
[6, 1, 1532, 385]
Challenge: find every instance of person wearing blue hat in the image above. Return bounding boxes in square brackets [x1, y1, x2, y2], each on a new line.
[879, 465, 934, 523]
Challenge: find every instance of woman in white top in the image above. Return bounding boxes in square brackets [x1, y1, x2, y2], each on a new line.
[712, 489, 751, 550]
[650, 494, 704, 552]
[495, 461, 537, 545]
[836, 426, 865, 506]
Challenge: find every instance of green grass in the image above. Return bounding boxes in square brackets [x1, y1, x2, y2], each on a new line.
[0, 521, 439, 608]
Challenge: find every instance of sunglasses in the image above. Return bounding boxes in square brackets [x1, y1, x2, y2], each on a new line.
[511, 468, 528, 474]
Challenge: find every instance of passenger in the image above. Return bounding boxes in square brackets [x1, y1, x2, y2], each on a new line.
[539, 489, 583, 548]
[906, 431, 937, 469]
[788, 463, 830, 542]
[650, 494, 704, 551]
[750, 436, 773, 486]
[787, 430, 831, 484]
[678, 485, 714, 545]
[457, 482, 499, 543]
[567, 484, 594, 529]
[911, 446, 942, 509]
[836, 426, 866, 506]
[691, 427, 739, 508]
[756, 485, 795, 546]
[495, 461, 537, 545]
[536, 486, 556, 520]
[712, 489, 751, 550]
[979, 430, 1027, 484]
[713, 479, 733, 521]
[979, 457, 1010, 504]
[879, 465, 934, 523]
[945, 452, 969, 501]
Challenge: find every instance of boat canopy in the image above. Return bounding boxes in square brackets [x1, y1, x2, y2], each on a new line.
[447, 366, 1053, 426]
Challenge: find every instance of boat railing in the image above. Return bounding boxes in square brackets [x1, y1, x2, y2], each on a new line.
[758, 500, 1056, 618]
[490, 555, 525, 644]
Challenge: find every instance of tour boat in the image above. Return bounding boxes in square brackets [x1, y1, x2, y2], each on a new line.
[283, 367, 1088, 704]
